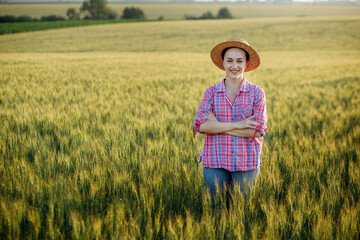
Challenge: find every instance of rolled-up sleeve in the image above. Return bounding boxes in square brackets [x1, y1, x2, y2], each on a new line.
[254, 87, 268, 137]
[193, 86, 213, 138]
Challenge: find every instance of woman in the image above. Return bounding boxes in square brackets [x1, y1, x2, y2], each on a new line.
[193, 38, 268, 212]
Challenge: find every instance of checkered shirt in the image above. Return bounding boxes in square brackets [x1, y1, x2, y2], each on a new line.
[193, 77, 268, 171]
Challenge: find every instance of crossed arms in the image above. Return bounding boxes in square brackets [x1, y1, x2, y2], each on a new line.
[199, 111, 262, 138]
[194, 86, 268, 139]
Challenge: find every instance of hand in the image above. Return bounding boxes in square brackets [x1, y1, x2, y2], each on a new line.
[235, 115, 260, 129]
[206, 110, 219, 122]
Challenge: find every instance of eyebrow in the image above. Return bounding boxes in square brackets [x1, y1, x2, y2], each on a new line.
[225, 57, 245, 60]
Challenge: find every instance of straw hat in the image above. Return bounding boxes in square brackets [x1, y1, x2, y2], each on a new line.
[210, 38, 260, 72]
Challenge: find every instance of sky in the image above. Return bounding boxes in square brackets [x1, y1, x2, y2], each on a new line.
[0, 0, 334, 3]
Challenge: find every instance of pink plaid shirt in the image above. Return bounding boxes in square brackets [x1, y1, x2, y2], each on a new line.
[193, 77, 268, 172]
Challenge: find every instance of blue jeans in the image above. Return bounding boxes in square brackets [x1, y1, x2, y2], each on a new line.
[203, 167, 260, 212]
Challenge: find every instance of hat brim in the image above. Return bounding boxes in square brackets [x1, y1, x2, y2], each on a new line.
[210, 41, 260, 72]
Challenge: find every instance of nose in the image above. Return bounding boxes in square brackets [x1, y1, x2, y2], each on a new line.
[231, 62, 240, 69]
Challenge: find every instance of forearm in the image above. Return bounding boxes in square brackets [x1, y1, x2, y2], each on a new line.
[199, 120, 237, 134]
[225, 128, 262, 138]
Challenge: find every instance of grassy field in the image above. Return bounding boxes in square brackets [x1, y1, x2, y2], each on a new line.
[0, 19, 159, 35]
[1, 3, 359, 19]
[0, 14, 360, 239]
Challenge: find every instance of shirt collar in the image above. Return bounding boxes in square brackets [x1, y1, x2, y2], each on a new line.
[216, 77, 250, 93]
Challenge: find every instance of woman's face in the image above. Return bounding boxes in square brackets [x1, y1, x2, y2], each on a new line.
[223, 48, 247, 81]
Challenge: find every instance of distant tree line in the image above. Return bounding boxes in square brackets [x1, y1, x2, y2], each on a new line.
[67, 0, 146, 20]
[185, 7, 233, 20]
[0, 3, 235, 23]
[0, 0, 148, 23]
[0, 6, 231, 23]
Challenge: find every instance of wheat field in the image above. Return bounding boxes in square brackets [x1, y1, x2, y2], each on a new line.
[0, 14, 359, 239]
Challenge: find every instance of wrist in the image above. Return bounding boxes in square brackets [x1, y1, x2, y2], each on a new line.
[234, 121, 243, 129]
[231, 122, 238, 129]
